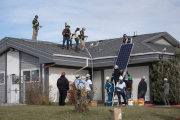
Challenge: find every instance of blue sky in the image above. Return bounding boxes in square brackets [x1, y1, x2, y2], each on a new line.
[0, 0, 180, 44]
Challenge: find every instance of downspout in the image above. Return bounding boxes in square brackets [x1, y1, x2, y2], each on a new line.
[74, 58, 89, 74]
[85, 47, 93, 81]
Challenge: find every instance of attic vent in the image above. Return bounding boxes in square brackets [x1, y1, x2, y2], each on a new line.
[134, 31, 137, 36]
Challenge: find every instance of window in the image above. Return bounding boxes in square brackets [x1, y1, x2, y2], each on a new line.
[23, 71, 30, 81]
[32, 70, 39, 81]
[0, 73, 4, 84]
[23, 70, 39, 82]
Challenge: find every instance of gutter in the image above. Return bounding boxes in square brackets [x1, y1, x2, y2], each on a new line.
[53, 52, 174, 61]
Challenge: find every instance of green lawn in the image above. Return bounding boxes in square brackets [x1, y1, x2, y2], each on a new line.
[0, 105, 180, 120]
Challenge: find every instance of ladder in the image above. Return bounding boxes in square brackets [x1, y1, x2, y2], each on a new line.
[112, 43, 134, 106]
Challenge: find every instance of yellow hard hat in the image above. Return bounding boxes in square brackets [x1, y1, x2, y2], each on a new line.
[67, 24, 70, 28]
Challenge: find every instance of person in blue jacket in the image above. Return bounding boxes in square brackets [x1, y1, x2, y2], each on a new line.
[105, 74, 114, 106]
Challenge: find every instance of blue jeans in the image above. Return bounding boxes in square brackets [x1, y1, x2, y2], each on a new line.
[77, 90, 81, 100]
[87, 90, 93, 101]
[63, 36, 70, 50]
[75, 38, 79, 51]
[126, 89, 131, 103]
[117, 91, 127, 105]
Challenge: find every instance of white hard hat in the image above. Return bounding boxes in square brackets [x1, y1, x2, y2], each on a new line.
[77, 27, 80, 29]
[75, 75, 79, 78]
[164, 78, 168, 81]
[106, 76, 110, 80]
[114, 65, 118, 69]
[119, 76, 123, 80]
[142, 76, 146, 80]
[86, 74, 90, 77]
[82, 27, 86, 30]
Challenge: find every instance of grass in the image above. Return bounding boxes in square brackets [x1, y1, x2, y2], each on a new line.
[0, 105, 180, 120]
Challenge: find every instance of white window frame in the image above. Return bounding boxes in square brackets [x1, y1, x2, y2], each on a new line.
[21, 68, 40, 83]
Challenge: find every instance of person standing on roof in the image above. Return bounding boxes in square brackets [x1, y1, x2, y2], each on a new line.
[85, 74, 93, 103]
[105, 76, 114, 106]
[121, 34, 131, 45]
[62, 25, 71, 50]
[57, 72, 69, 106]
[116, 76, 127, 107]
[75, 27, 81, 53]
[74, 75, 86, 104]
[161, 78, 170, 105]
[123, 71, 133, 103]
[138, 76, 147, 101]
[32, 15, 42, 40]
[114, 65, 123, 93]
[79, 27, 88, 52]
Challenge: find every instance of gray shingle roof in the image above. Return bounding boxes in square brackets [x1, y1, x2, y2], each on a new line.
[4, 32, 178, 58]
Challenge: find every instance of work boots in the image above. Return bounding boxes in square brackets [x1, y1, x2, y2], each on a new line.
[70, 46, 73, 49]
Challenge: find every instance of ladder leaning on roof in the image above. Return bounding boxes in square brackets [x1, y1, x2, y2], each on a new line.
[111, 39, 134, 106]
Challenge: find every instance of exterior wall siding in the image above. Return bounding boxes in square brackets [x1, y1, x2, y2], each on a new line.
[7, 51, 20, 103]
[49, 67, 89, 102]
[0, 54, 5, 103]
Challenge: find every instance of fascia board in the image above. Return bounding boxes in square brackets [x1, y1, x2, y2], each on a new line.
[7, 39, 53, 61]
[142, 32, 167, 43]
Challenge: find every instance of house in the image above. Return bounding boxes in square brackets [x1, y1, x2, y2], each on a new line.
[0, 32, 179, 104]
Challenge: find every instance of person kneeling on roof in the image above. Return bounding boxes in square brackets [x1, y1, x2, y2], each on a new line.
[85, 74, 93, 103]
[105, 76, 114, 106]
[74, 75, 86, 104]
[116, 76, 127, 107]
[121, 34, 131, 45]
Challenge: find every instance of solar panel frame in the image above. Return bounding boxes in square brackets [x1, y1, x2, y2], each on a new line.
[115, 43, 134, 71]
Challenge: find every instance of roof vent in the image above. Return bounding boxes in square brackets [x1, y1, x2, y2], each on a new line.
[134, 31, 137, 36]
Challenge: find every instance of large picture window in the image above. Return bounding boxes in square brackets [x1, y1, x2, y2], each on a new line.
[23, 71, 30, 81]
[23, 70, 39, 82]
[32, 70, 39, 81]
[0, 73, 4, 84]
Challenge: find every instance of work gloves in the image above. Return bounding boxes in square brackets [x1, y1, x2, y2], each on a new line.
[39, 25, 42, 28]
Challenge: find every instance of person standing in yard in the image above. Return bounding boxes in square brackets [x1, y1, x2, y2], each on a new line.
[105, 76, 114, 106]
[32, 15, 42, 40]
[57, 72, 69, 106]
[123, 71, 133, 103]
[138, 76, 147, 100]
[85, 74, 93, 103]
[74, 75, 86, 103]
[114, 65, 123, 94]
[116, 76, 127, 107]
[161, 78, 170, 105]
[62, 25, 71, 50]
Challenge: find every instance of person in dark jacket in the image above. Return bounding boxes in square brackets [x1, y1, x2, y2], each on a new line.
[123, 71, 133, 103]
[114, 65, 123, 94]
[138, 76, 147, 100]
[57, 72, 69, 106]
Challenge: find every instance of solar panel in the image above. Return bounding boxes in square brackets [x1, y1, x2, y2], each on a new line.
[115, 43, 134, 70]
